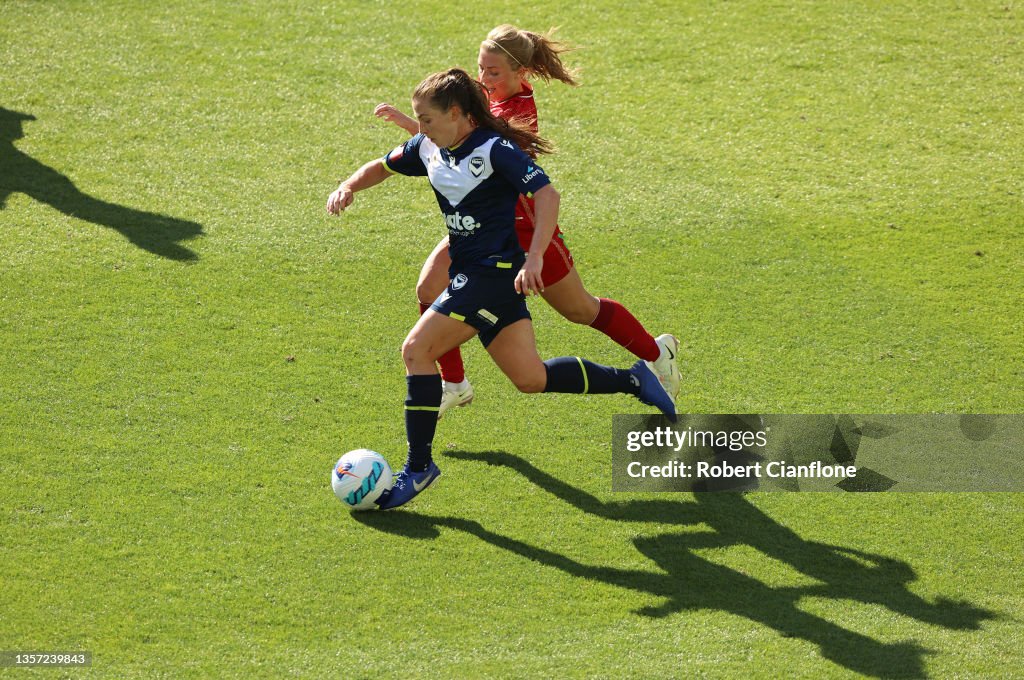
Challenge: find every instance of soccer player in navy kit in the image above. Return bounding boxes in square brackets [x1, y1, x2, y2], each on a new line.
[327, 69, 675, 509]
[374, 25, 681, 419]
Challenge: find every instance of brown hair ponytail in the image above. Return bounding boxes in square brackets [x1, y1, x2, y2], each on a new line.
[483, 24, 579, 86]
[413, 68, 553, 156]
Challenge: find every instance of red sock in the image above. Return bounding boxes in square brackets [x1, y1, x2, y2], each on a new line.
[419, 302, 466, 383]
[589, 298, 659, 361]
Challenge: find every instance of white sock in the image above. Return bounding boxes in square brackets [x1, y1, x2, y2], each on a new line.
[444, 378, 471, 392]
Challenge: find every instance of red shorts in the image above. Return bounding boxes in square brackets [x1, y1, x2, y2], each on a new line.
[514, 196, 575, 286]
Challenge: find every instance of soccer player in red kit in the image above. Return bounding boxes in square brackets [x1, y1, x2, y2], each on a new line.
[375, 25, 680, 418]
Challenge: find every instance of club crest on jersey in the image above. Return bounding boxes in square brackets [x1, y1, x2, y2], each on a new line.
[469, 156, 485, 177]
[452, 273, 469, 290]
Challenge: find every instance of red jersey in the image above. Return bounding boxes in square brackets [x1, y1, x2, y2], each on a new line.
[490, 81, 539, 133]
[489, 82, 562, 247]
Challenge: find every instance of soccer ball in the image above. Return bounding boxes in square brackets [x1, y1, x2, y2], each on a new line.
[331, 449, 393, 510]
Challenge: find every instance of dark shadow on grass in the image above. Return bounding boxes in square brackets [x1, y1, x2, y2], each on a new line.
[354, 450, 996, 679]
[1, 107, 202, 261]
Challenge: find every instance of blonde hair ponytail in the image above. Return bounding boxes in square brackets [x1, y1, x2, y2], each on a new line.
[413, 68, 554, 157]
[483, 24, 579, 86]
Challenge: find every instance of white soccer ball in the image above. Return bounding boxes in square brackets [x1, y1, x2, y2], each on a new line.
[331, 449, 394, 510]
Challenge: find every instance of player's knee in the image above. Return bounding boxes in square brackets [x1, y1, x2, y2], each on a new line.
[401, 334, 430, 368]
[511, 369, 547, 394]
[557, 296, 601, 325]
[415, 278, 444, 306]
[560, 303, 598, 325]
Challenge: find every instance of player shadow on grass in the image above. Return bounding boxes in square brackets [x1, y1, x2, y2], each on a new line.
[355, 450, 995, 679]
[1, 107, 202, 261]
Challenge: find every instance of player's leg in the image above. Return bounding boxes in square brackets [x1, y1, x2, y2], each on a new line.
[416, 236, 473, 416]
[540, 244, 680, 401]
[484, 318, 676, 421]
[539, 265, 600, 324]
[480, 318, 547, 393]
[415, 236, 453, 312]
[541, 258, 658, 359]
[380, 310, 478, 510]
[402, 307, 478, 375]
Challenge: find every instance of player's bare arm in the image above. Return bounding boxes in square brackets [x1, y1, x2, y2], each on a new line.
[516, 184, 559, 296]
[327, 159, 392, 215]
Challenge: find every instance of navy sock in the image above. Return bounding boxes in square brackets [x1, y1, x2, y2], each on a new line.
[405, 374, 442, 472]
[542, 357, 639, 395]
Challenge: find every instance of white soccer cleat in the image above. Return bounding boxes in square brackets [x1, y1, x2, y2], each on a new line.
[438, 379, 474, 420]
[649, 334, 681, 403]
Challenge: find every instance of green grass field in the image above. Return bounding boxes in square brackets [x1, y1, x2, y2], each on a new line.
[2, 1, 1022, 677]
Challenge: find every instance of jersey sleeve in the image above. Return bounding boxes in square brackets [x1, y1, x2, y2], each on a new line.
[381, 134, 427, 176]
[489, 137, 551, 196]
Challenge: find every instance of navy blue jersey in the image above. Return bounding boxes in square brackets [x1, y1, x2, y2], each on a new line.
[382, 128, 551, 273]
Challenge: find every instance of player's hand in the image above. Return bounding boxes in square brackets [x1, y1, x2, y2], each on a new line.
[374, 103, 416, 132]
[374, 103, 401, 121]
[515, 256, 545, 296]
[326, 185, 354, 215]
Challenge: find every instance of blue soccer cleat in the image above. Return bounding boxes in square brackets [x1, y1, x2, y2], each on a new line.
[376, 461, 442, 510]
[630, 360, 678, 423]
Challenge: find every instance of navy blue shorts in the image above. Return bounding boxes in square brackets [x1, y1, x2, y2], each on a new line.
[429, 269, 531, 347]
